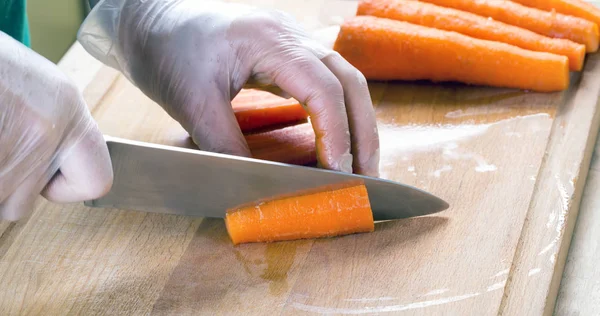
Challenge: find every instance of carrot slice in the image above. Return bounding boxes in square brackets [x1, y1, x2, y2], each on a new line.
[232, 89, 308, 132]
[225, 183, 374, 245]
[333, 16, 570, 92]
[245, 122, 316, 165]
[512, 0, 600, 31]
[418, 0, 599, 52]
[356, 0, 586, 71]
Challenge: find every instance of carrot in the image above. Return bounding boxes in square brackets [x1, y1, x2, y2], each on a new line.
[333, 16, 570, 92]
[232, 89, 308, 132]
[511, 0, 600, 31]
[418, 0, 599, 52]
[224, 183, 374, 245]
[356, 0, 586, 71]
[245, 122, 316, 165]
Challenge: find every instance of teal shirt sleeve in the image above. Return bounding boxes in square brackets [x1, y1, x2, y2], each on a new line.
[0, 0, 30, 47]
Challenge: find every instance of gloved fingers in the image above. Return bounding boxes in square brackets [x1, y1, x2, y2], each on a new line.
[179, 89, 252, 157]
[0, 107, 52, 202]
[0, 106, 57, 220]
[257, 50, 352, 173]
[243, 77, 292, 99]
[41, 121, 113, 203]
[320, 52, 380, 177]
[0, 163, 50, 221]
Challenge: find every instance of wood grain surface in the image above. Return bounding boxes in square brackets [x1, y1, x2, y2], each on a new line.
[1, 1, 600, 315]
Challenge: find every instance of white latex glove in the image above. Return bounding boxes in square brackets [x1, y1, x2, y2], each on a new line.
[0, 32, 113, 220]
[77, 0, 380, 176]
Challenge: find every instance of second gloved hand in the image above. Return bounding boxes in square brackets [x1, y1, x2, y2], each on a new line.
[0, 32, 113, 220]
[77, 0, 380, 176]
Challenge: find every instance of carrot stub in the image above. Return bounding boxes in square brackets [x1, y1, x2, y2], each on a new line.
[232, 89, 308, 132]
[333, 16, 570, 92]
[225, 183, 375, 245]
[418, 0, 599, 52]
[356, 0, 586, 71]
[245, 122, 316, 165]
[511, 0, 600, 32]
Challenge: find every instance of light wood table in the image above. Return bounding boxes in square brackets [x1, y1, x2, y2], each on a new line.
[2, 1, 600, 315]
[555, 132, 600, 315]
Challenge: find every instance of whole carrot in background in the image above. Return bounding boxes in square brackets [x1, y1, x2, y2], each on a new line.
[225, 183, 374, 245]
[356, 0, 586, 71]
[512, 0, 600, 30]
[333, 16, 570, 92]
[418, 0, 599, 52]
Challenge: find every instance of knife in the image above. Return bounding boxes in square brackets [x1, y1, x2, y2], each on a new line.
[85, 136, 450, 221]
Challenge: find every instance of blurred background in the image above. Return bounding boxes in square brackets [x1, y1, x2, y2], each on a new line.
[27, 0, 88, 63]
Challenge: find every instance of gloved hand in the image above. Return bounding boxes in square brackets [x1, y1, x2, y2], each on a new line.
[0, 32, 113, 220]
[77, 0, 380, 176]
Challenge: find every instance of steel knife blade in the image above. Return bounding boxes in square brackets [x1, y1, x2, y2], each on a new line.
[84, 136, 449, 221]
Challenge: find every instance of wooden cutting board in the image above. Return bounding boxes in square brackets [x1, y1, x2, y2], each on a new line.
[1, 1, 600, 315]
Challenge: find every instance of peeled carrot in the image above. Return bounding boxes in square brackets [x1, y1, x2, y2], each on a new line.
[225, 183, 374, 245]
[245, 122, 316, 165]
[511, 0, 600, 31]
[356, 0, 586, 71]
[232, 89, 308, 132]
[418, 0, 599, 52]
[333, 16, 570, 92]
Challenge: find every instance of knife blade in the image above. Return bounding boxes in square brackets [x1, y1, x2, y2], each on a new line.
[85, 136, 449, 221]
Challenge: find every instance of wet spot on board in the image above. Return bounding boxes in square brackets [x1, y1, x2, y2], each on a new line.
[260, 243, 298, 296]
[232, 240, 308, 297]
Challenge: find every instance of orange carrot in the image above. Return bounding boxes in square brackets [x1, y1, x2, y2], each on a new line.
[245, 122, 316, 165]
[418, 0, 599, 52]
[333, 16, 570, 92]
[356, 0, 586, 71]
[511, 0, 600, 31]
[232, 89, 308, 132]
[225, 183, 374, 245]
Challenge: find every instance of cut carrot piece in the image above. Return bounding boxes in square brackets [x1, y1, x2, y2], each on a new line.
[225, 183, 374, 245]
[356, 0, 586, 71]
[245, 122, 316, 165]
[418, 0, 599, 52]
[232, 89, 308, 132]
[333, 16, 570, 92]
[512, 0, 600, 31]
